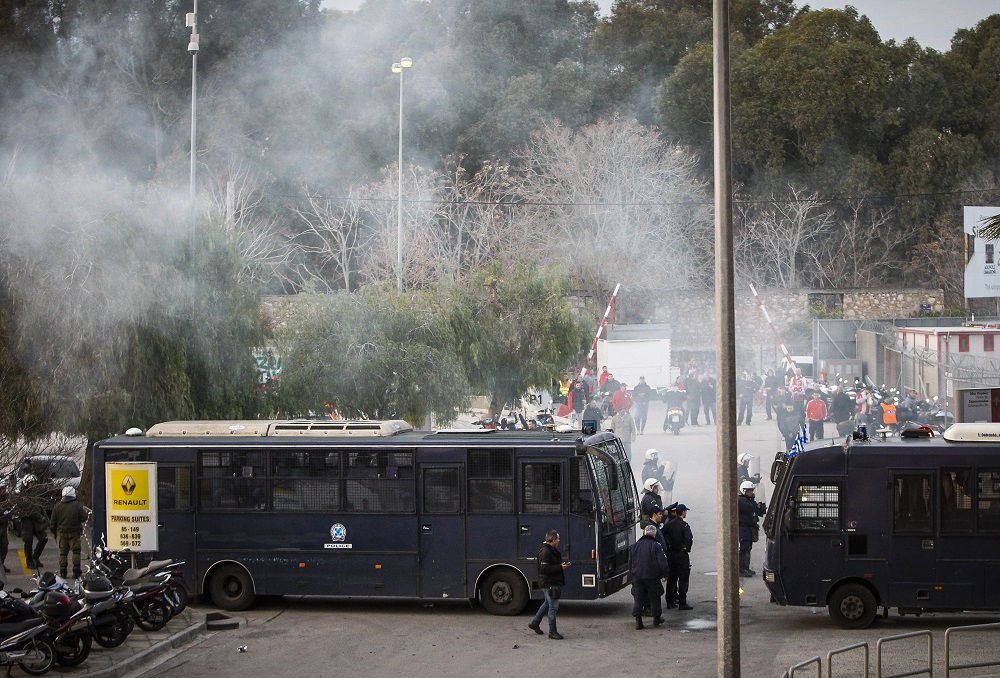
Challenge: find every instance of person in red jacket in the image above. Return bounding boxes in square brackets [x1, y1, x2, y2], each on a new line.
[805, 391, 828, 440]
[611, 383, 633, 413]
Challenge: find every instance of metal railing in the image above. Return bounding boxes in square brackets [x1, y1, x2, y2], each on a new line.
[784, 622, 1000, 677]
[944, 621, 1000, 677]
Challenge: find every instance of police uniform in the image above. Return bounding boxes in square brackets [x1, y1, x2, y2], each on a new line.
[665, 504, 694, 609]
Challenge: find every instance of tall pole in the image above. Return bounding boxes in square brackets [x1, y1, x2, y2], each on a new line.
[392, 57, 412, 294]
[397, 67, 403, 294]
[713, 0, 740, 676]
[187, 1, 199, 256]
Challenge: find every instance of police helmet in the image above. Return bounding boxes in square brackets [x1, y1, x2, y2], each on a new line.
[644, 448, 658, 461]
[740, 480, 756, 493]
[643, 478, 659, 492]
[738, 453, 753, 465]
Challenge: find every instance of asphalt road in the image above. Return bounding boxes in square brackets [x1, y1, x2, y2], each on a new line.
[131, 402, 1000, 678]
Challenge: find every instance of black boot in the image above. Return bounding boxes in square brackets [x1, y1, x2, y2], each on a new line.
[635, 617, 644, 630]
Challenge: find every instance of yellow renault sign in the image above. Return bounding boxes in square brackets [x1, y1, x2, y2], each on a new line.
[105, 462, 158, 551]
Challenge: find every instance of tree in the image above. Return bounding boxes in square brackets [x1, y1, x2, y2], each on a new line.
[272, 286, 469, 424]
[735, 185, 833, 288]
[445, 264, 590, 419]
[513, 117, 712, 318]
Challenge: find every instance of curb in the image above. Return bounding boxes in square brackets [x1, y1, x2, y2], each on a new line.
[76, 612, 209, 678]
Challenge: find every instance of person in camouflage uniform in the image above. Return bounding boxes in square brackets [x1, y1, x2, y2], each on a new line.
[50, 486, 90, 578]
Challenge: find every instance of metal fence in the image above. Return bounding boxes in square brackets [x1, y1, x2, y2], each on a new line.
[781, 622, 1000, 678]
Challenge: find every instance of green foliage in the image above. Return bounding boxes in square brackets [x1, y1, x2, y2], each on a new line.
[272, 265, 588, 424]
[445, 264, 591, 416]
[272, 285, 470, 423]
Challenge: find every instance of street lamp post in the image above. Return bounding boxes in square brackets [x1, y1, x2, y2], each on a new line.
[187, 2, 199, 255]
[391, 57, 412, 294]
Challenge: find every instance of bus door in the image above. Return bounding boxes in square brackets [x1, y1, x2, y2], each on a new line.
[518, 460, 569, 565]
[418, 464, 466, 598]
[155, 464, 198, 592]
[889, 471, 940, 604]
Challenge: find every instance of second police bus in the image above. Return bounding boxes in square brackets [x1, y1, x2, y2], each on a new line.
[763, 422, 1000, 628]
[92, 419, 639, 613]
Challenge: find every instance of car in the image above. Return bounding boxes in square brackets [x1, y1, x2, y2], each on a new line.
[16, 454, 82, 498]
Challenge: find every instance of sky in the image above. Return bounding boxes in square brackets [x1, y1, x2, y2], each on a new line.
[321, 0, 997, 53]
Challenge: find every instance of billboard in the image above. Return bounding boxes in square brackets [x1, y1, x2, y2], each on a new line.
[964, 206, 1000, 298]
[105, 462, 159, 551]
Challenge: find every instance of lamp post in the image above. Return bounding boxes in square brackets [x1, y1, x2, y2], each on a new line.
[391, 57, 412, 294]
[186, 1, 199, 255]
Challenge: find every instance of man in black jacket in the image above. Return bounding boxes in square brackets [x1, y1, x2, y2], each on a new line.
[631, 376, 654, 433]
[528, 530, 569, 640]
[630, 524, 670, 629]
[665, 503, 694, 610]
[738, 481, 763, 577]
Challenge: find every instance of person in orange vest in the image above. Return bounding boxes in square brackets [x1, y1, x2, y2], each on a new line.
[805, 391, 827, 440]
[881, 397, 898, 430]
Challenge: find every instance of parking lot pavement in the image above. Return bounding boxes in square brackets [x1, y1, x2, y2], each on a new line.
[1, 534, 206, 678]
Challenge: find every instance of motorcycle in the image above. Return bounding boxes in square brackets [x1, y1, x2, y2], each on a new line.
[93, 547, 187, 614]
[0, 613, 55, 676]
[664, 406, 685, 435]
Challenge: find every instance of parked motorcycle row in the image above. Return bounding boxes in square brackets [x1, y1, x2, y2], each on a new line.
[0, 546, 185, 675]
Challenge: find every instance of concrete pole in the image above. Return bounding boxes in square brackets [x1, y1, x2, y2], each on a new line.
[713, 1, 740, 676]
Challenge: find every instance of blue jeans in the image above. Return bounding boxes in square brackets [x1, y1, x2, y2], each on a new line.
[531, 586, 560, 633]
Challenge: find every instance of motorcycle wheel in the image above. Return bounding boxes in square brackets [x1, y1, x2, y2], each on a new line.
[168, 582, 189, 615]
[54, 632, 92, 667]
[94, 609, 132, 649]
[19, 638, 55, 676]
[672, 425, 680, 436]
[136, 598, 172, 632]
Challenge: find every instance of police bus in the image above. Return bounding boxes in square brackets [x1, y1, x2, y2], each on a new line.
[92, 419, 639, 614]
[762, 423, 1000, 628]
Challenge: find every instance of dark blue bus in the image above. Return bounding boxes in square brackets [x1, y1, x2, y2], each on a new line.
[762, 423, 1000, 628]
[92, 419, 639, 614]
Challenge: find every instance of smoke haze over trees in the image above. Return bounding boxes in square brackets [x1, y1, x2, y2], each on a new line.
[1, 0, 999, 440]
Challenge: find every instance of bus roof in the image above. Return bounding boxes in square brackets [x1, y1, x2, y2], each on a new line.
[106, 421, 619, 449]
[143, 420, 413, 437]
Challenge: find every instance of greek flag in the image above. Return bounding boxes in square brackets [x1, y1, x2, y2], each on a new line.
[788, 425, 808, 458]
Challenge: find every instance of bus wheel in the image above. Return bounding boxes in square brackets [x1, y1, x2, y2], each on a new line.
[828, 583, 877, 629]
[479, 569, 528, 616]
[209, 564, 255, 611]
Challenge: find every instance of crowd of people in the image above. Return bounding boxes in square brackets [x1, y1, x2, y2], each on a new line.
[1, 468, 92, 579]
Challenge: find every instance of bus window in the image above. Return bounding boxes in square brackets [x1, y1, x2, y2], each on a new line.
[198, 450, 267, 510]
[941, 468, 974, 533]
[272, 450, 340, 511]
[893, 473, 932, 534]
[345, 450, 415, 513]
[523, 463, 561, 514]
[467, 449, 513, 513]
[423, 468, 460, 513]
[978, 470, 1000, 532]
[158, 466, 191, 511]
[791, 483, 839, 532]
[570, 458, 594, 517]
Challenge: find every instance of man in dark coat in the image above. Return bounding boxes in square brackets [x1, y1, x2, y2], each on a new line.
[684, 371, 702, 425]
[777, 402, 801, 451]
[736, 371, 758, 425]
[528, 530, 569, 639]
[700, 373, 717, 425]
[629, 524, 670, 629]
[738, 481, 763, 577]
[665, 503, 694, 610]
[631, 376, 654, 434]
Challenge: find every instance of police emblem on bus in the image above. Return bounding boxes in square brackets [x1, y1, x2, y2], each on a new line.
[325, 523, 351, 549]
